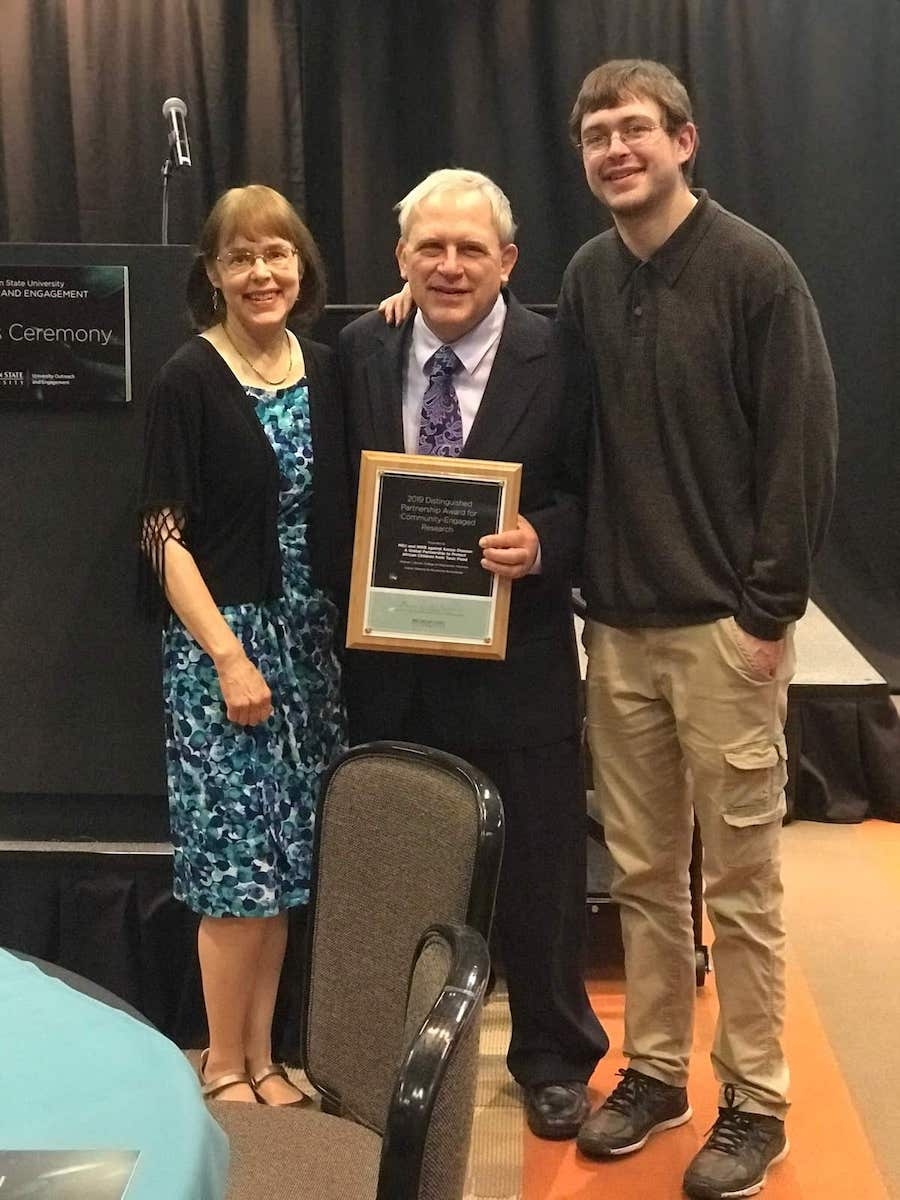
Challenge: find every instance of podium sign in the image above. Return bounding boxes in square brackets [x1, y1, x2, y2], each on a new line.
[347, 451, 522, 660]
[0, 264, 131, 403]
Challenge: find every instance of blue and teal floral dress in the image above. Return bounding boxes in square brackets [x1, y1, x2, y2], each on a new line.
[162, 379, 345, 918]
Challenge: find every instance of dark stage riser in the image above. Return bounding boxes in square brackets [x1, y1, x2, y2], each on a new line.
[0, 846, 307, 1055]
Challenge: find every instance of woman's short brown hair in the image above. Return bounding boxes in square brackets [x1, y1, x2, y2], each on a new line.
[186, 184, 326, 330]
[569, 59, 698, 181]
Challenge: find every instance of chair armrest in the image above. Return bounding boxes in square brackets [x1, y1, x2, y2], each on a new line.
[377, 923, 490, 1200]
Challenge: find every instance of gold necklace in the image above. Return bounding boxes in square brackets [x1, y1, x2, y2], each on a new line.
[222, 325, 293, 387]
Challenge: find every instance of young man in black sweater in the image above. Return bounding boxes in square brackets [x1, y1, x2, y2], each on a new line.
[558, 59, 837, 1198]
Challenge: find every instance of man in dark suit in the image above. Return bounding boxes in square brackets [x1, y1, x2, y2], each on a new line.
[338, 169, 608, 1140]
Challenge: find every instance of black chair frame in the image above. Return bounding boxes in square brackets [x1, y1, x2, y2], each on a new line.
[376, 922, 490, 1200]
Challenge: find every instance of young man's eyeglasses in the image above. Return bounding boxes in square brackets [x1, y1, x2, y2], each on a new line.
[579, 121, 664, 156]
[216, 246, 298, 273]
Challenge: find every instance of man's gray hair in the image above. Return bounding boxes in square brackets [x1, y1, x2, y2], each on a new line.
[395, 169, 518, 244]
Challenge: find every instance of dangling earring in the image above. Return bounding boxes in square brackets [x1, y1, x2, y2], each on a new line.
[212, 287, 220, 312]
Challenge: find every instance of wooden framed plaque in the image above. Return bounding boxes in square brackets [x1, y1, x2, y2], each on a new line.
[347, 451, 522, 660]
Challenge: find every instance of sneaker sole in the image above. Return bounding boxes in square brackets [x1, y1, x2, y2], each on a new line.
[684, 1139, 790, 1199]
[578, 1105, 693, 1158]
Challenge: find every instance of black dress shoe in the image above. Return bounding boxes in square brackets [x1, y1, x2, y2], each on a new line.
[523, 1081, 591, 1140]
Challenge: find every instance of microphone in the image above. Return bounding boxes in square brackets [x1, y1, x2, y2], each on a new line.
[162, 97, 192, 169]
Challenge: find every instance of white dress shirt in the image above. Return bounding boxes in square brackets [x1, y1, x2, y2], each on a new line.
[401, 292, 507, 454]
[400, 292, 542, 573]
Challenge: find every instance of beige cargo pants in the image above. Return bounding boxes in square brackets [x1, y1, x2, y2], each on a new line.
[584, 617, 795, 1118]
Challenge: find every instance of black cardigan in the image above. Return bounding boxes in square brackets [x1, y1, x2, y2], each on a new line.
[138, 335, 352, 620]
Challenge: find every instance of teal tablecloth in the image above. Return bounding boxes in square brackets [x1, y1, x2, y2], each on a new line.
[0, 949, 228, 1199]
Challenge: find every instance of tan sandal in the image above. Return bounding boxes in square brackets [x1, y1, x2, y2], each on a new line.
[199, 1048, 257, 1102]
[249, 1062, 310, 1108]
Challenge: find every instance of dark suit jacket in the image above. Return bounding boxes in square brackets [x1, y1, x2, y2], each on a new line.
[338, 293, 589, 750]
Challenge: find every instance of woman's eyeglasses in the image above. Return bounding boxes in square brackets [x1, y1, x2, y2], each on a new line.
[216, 246, 298, 273]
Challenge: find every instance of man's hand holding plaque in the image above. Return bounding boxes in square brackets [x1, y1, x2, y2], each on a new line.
[480, 515, 539, 579]
[346, 450, 522, 660]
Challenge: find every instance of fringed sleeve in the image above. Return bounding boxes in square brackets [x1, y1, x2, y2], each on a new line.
[137, 507, 187, 620]
[137, 358, 203, 621]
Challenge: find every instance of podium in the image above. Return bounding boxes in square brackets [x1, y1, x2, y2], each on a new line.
[0, 243, 194, 834]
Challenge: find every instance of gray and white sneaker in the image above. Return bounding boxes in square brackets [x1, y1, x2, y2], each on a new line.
[683, 1087, 788, 1198]
[576, 1067, 692, 1158]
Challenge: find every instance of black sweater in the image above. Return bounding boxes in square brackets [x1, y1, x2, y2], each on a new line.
[557, 191, 838, 641]
[138, 335, 352, 619]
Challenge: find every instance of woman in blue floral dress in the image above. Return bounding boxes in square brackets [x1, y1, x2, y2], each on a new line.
[140, 186, 351, 1105]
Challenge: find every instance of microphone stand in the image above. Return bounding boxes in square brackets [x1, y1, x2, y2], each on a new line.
[160, 147, 188, 245]
[160, 153, 175, 245]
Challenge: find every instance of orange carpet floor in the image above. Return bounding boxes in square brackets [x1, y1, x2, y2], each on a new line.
[521, 941, 891, 1199]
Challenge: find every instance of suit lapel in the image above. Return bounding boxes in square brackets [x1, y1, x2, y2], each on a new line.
[463, 294, 545, 461]
[364, 320, 409, 452]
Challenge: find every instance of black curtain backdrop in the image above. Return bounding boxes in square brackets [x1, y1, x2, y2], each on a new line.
[0, 0, 306, 248]
[1, 0, 897, 720]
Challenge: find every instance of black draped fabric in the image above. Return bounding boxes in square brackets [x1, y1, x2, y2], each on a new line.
[0, 0, 306, 246]
[0, 852, 307, 1054]
[0, 2, 898, 805]
[786, 693, 900, 824]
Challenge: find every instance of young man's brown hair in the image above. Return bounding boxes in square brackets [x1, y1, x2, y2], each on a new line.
[569, 58, 698, 181]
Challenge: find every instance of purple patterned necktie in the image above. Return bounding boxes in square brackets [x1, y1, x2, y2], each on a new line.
[417, 344, 463, 457]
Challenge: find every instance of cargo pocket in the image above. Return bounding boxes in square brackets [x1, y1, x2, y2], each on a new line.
[720, 736, 788, 828]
